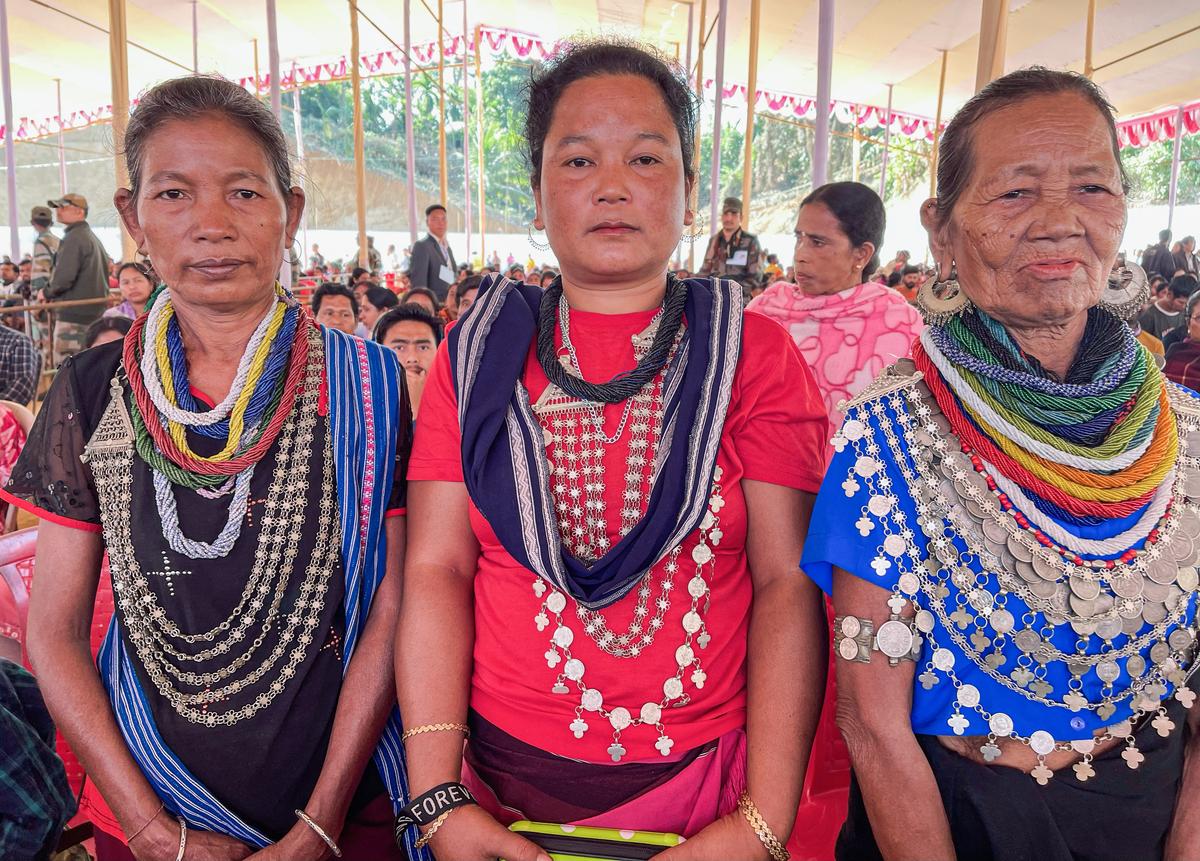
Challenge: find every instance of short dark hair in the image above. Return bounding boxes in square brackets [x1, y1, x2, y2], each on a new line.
[523, 39, 698, 189]
[425, 203, 447, 217]
[84, 315, 133, 348]
[312, 282, 358, 317]
[933, 67, 1127, 226]
[887, 270, 903, 288]
[1161, 229, 1173, 243]
[363, 285, 399, 312]
[31, 216, 51, 229]
[400, 286, 441, 311]
[123, 75, 292, 199]
[375, 303, 443, 345]
[1169, 274, 1198, 300]
[801, 181, 886, 282]
[351, 267, 370, 281]
[458, 274, 484, 297]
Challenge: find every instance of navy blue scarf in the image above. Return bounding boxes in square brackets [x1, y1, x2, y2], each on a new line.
[448, 275, 743, 610]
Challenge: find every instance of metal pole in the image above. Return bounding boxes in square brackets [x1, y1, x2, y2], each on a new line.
[191, 0, 198, 73]
[689, 0, 706, 272]
[349, 0, 368, 269]
[1168, 105, 1185, 232]
[707, 0, 728, 234]
[292, 81, 308, 267]
[878, 82, 893, 198]
[108, 0, 135, 260]
[266, 0, 281, 119]
[975, 0, 1008, 93]
[740, 0, 760, 227]
[403, 0, 418, 245]
[474, 24, 486, 265]
[437, 0, 448, 205]
[685, 2, 694, 89]
[55, 78, 67, 193]
[0, 0, 17, 262]
[812, 0, 834, 188]
[930, 49, 948, 198]
[1084, 0, 1096, 78]
[266, 0, 288, 287]
[462, 0, 472, 264]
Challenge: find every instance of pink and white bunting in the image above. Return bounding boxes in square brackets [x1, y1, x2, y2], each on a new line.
[3, 25, 1194, 152]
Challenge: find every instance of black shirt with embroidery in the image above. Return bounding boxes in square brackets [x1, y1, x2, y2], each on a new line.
[6, 340, 412, 839]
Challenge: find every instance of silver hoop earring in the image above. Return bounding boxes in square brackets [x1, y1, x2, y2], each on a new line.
[1099, 261, 1149, 321]
[527, 224, 550, 252]
[680, 226, 705, 245]
[916, 264, 972, 325]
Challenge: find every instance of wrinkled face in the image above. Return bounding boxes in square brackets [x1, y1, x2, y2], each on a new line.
[316, 294, 356, 334]
[427, 208, 447, 238]
[923, 93, 1127, 331]
[383, 319, 437, 374]
[119, 268, 153, 306]
[721, 209, 741, 232]
[792, 201, 873, 297]
[533, 74, 692, 290]
[116, 114, 302, 316]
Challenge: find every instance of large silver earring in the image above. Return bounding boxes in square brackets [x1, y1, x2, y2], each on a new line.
[1100, 261, 1149, 321]
[916, 265, 971, 325]
[527, 223, 550, 252]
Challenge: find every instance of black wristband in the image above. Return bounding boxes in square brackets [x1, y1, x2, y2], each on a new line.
[394, 782, 477, 832]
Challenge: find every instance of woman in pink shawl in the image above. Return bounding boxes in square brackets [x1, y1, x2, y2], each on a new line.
[749, 181, 923, 437]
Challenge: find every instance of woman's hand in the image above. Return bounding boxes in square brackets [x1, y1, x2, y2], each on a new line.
[655, 811, 768, 861]
[424, 805, 551, 861]
[129, 814, 254, 861]
[245, 819, 334, 861]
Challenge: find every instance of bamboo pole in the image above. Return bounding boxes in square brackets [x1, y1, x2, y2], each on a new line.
[462, 0, 472, 261]
[812, 0, 834, 188]
[688, 0, 706, 271]
[55, 78, 67, 193]
[929, 49, 948, 198]
[1168, 105, 1185, 231]
[707, 0, 728, 233]
[475, 24, 486, 265]
[878, 82, 893, 198]
[403, 0, 418, 244]
[437, 0, 448, 205]
[1084, 0, 1096, 78]
[252, 37, 260, 95]
[349, 1, 368, 269]
[108, 0, 135, 260]
[974, 0, 1008, 94]
[740, 0, 760, 227]
[191, 0, 198, 73]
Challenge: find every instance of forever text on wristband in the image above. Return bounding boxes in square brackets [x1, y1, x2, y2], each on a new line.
[394, 782, 477, 834]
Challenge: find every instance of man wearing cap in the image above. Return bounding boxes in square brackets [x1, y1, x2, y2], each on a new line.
[698, 196, 763, 298]
[44, 194, 110, 366]
[408, 203, 457, 302]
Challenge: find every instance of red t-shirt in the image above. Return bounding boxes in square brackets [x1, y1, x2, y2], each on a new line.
[408, 306, 828, 762]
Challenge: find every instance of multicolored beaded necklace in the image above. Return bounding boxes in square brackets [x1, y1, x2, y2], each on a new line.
[122, 286, 313, 492]
[913, 308, 1177, 528]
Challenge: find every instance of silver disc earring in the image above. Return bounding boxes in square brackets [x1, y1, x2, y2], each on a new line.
[1100, 261, 1149, 321]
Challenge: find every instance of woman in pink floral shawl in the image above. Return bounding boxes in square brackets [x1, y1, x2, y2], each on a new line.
[748, 182, 923, 437]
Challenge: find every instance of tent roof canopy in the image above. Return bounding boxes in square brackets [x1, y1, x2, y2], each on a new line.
[8, 0, 1199, 138]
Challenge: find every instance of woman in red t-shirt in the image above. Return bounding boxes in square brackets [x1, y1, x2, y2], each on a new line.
[396, 41, 830, 861]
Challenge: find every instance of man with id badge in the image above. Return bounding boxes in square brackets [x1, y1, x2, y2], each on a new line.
[410, 203, 459, 303]
[699, 196, 763, 298]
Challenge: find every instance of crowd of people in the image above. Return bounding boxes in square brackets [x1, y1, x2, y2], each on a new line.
[0, 38, 1197, 861]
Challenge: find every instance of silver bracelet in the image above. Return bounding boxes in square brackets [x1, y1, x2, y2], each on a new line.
[295, 809, 343, 858]
[835, 614, 921, 666]
[175, 817, 187, 861]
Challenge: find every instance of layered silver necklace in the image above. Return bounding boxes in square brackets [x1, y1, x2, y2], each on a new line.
[833, 361, 1199, 783]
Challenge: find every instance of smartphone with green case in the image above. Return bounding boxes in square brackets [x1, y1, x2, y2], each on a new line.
[506, 820, 684, 860]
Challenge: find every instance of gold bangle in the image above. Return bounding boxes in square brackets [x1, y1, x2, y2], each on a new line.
[413, 808, 456, 850]
[737, 790, 790, 861]
[126, 801, 164, 844]
[401, 722, 470, 742]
